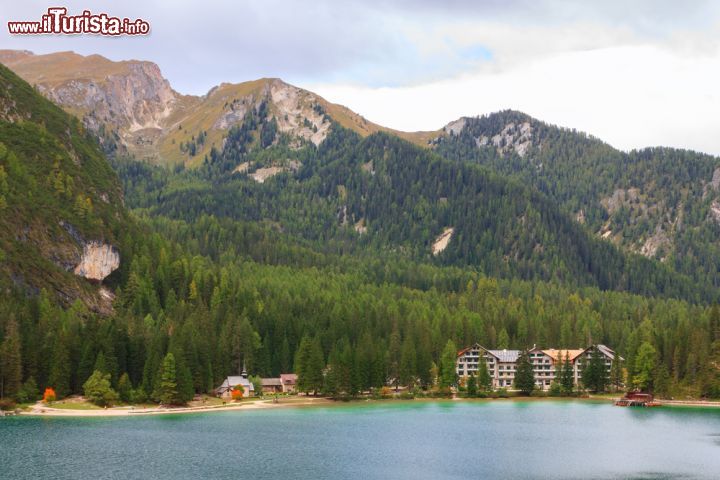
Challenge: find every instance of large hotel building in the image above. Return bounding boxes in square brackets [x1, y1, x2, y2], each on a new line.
[456, 344, 620, 390]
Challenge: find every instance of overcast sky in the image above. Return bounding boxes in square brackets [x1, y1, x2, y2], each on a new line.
[2, 1, 720, 154]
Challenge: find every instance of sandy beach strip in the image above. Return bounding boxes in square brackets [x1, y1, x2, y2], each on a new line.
[19, 397, 333, 417]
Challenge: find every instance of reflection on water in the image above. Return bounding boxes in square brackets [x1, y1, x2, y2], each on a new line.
[1, 401, 719, 480]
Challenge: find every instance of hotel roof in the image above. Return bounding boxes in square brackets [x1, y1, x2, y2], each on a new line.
[542, 349, 586, 363]
[596, 344, 618, 360]
[488, 349, 520, 363]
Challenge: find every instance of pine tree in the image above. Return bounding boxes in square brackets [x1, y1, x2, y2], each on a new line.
[610, 354, 624, 392]
[170, 346, 194, 403]
[559, 352, 574, 394]
[249, 375, 262, 397]
[94, 351, 108, 375]
[467, 374, 478, 397]
[497, 329, 510, 349]
[0, 317, 22, 399]
[323, 359, 340, 398]
[633, 342, 657, 391]
[710, 305, 720, 342]
[399, 336, 416, 388]
[477, 357, 492, 391]
[582, 349, 607, 393]
[514, 350, 535, 395]
[117, 373, 132, 403]
[83, 370, 118, 407]
[701, 340, 720, 398]
[157, 353, 181, 405]
[388, 326, 401, 390]
[439, 340, 458, 388]
[654, 365, 671, 398]
[586, 348, 608, 393]
[295, 336, 311, 393]
[305, 337, 325, 395]
[416, 334, 433, 388]
[279, 336, 291, 373]
[142, 333, 164, 400]
[16, 377, 39, 403]
[295, 336, 324, 395]
[49, 332, 71, 399]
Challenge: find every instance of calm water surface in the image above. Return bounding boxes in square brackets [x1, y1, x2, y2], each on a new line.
[1, 400, 720, 479]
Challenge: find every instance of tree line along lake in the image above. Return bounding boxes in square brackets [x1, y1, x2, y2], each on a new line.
[1, 400, 720, 479]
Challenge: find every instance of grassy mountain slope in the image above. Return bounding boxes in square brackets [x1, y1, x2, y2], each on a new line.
[0, 64, 129, 311]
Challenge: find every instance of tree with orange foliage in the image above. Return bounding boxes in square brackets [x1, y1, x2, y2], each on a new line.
[42, 387, 56, 404]
[231, 385, 244, 401]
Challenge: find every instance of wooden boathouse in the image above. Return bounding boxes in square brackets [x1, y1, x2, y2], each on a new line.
[615, 391, 661, 407]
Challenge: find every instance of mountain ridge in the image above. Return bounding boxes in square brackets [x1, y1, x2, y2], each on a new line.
[0, 50, 438, 166]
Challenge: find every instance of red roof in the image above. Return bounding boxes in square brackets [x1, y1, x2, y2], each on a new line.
[457, 347, 471, 357]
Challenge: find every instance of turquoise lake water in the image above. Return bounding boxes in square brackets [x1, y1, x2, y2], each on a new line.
[1, 400, 720, 479]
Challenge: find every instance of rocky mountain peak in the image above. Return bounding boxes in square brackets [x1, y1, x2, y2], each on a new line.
[439, 110, 539, 158]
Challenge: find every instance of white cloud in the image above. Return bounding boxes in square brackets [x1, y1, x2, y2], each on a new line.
[2, 1, 720, 154]
[308, 44, 720, 155]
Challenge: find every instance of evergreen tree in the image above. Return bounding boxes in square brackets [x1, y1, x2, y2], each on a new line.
[610, 354, 624, 392]
[49, 331, 71, 399]
[279, 336, 291, 373]
[294, 336, 311, 393]
[582, 348, 608, 393]
[249, 375, 263, 397]
[94, 351, 108, 376]
[142, 333, 164, 401]
[83, 370, 118, 407]
[710, 306, 720, 342]
[653, 365, 671, 398]
[323, 341, 349, 397]
[514, 350, 535, 395]
[700, 340, 720, 398]
[497, 329, 510, 349]
[559, 352, 575, 394]
[399, 336, 416, 388]
[305, 337, 325, 395]
[0, 317, 22, 399]
[388, 326, 401, 390]
[466, 374, 478, 397]
[295, 336, 324, 395]
[477, 358, 492, 391]
[633, 342, 657, 392]
[439, 340, 458, 388]
[16, 377, 39, 404]
[117, 373, 132, 403]
[170, 346, 194, 403]
[157, 353, 181, 405]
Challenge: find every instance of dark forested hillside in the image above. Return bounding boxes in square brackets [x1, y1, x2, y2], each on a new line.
[435, 110, 720, 289]
[115, 110, 714, 303]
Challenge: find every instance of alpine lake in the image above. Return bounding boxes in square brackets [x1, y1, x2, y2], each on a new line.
[1, 399, 720, 479]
